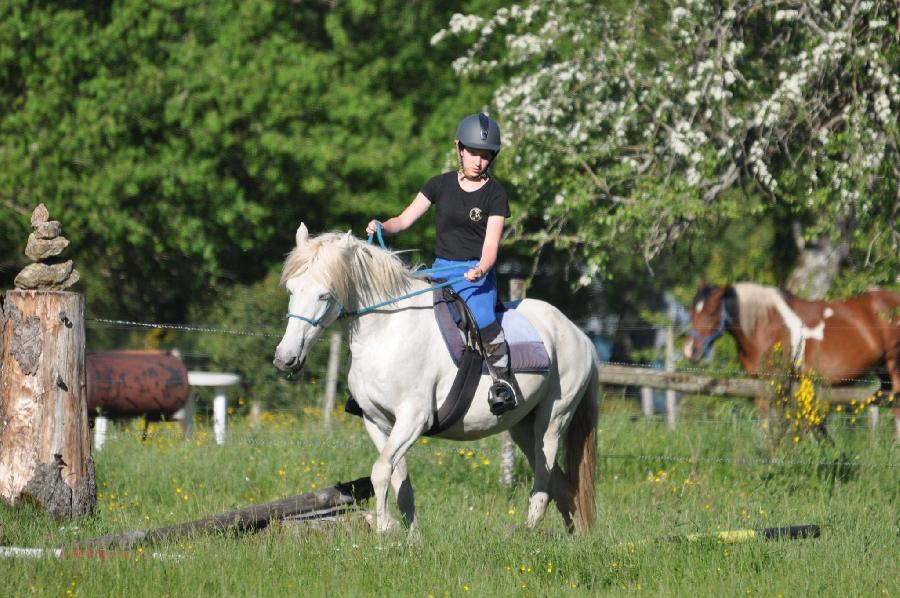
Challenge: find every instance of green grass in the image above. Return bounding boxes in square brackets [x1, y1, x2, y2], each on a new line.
[1, 398, 897, 597]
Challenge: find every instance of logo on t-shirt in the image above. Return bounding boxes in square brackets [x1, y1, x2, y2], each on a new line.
[469, 207, 483, 222]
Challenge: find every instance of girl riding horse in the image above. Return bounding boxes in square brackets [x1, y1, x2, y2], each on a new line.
[366, 113, 521, 416]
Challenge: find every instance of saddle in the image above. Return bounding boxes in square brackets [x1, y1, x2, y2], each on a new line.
[344, 287, 550, 436]
[432, 287, 550, 374]
[418, 288, 549, 435]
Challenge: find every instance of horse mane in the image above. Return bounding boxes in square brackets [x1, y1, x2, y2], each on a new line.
[281, 232, 415, 309]
[732, 282, 787, 337]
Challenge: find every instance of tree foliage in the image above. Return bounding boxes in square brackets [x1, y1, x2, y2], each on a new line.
[436, 0, 899, 291]
[0, 0, 501, 319]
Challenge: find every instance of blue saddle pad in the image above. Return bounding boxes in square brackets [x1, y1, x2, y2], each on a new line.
[433, 291, 550, 373]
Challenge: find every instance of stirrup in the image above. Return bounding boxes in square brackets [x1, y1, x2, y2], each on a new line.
[488, 379, 519, 416]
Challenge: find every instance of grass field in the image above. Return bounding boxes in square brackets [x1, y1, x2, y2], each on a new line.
[1, 397, 897, 597]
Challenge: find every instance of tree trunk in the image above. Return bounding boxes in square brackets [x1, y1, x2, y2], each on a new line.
[785, 223, 848, 299]
[0, 290, 95, 518]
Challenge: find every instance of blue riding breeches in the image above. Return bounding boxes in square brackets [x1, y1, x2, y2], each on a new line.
[432, 257, 498, 330]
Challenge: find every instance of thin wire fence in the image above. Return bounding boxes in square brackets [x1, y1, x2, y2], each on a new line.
[91, 406, 900, 471]
[83, 313, 898, 475]
[85, 317, 894, 385]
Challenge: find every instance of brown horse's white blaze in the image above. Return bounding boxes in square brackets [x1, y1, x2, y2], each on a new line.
[685, 282, 900, 435]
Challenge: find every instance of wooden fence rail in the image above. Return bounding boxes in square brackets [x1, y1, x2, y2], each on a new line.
[597, 363, 880, 404]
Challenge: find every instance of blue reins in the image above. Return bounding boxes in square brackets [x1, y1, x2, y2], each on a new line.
[286, 222, 466, 326]
[367, 220, 387, 249]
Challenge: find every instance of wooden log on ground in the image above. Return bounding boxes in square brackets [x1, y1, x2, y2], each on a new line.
[76, 477, 374, 549]
[0, 290, 95, 518]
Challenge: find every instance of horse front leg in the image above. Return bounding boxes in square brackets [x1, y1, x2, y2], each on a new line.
[363, 412, 426, 535]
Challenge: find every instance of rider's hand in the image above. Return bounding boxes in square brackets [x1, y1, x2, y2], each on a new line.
[366, 220, 380, 236]
[464, 266, 484, 282]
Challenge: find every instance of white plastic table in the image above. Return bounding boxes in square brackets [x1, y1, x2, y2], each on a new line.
[186, 371, 241, 444]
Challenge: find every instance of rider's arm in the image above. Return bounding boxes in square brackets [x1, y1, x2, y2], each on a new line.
[367, 193, 431, 236]
[467, 215, 504, 280]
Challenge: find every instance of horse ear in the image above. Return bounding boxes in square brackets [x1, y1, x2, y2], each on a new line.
[697, 278, 706, 289]
[296, 223, 309, 247]
[343, 230, 353, 246]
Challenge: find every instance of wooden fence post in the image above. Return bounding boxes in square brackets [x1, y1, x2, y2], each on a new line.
[322, 330, 342, 427]
[499, 278, 526, 488]
[0, 290, 96, 517]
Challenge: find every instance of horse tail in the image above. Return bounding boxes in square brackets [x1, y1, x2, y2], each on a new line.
[565, 359, 599, 534]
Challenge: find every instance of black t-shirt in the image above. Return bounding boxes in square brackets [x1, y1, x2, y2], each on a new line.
[420, 172, 509, 260]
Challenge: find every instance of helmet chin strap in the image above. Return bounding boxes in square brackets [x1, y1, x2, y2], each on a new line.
[456, 140, 492, 181]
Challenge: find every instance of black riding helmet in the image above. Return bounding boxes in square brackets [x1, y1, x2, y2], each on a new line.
[455, 113, 502, 153]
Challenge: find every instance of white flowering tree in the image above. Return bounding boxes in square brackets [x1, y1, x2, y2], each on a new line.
[435, 0, 898, 293]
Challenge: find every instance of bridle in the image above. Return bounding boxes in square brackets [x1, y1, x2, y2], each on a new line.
[287, 297, 343, 327]
[687, 301, 732, 357]
[285, 221, 465, 327]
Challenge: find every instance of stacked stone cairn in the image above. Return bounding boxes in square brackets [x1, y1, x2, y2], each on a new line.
[14, 203, 80, 290]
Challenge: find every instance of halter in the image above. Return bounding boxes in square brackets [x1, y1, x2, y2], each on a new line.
[285, 223, 466, 326]
[687, 301, 732, 358]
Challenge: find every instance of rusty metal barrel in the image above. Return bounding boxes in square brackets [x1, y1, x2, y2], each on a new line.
[85, 350, 189, 418]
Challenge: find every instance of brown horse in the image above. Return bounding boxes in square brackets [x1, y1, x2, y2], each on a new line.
[683, 282, 900, 434]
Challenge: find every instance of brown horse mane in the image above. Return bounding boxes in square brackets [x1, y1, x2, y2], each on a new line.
[731, 282, 792, 338]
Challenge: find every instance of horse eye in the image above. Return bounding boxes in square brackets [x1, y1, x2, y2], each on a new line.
[318, 293, 330, 301]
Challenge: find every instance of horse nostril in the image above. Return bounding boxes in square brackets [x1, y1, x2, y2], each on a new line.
[273, 356, 296, 371]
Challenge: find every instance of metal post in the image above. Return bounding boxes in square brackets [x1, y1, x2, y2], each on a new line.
[93, 416, 108, 452]
[665, 326, 678, 429]
[213, 389, 227, 445]
[641, 387, 654, 418]
[180, 391, 196, 439]
[250, 401, 261, 429]
[868, 405, 879, 435]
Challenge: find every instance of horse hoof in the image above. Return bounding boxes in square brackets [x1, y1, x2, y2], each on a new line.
[406, 527, 423, 545]
[376, 517, 401, 534]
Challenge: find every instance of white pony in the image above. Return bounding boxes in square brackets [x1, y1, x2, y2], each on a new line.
[273, 224, 599, 535]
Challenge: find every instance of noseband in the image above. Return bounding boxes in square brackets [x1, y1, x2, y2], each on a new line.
[687, 302, 732, 358]
[287, 298, 344, 327]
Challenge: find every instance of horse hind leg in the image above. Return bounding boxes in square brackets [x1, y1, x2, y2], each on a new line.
[508, 418, 575, 533]
[872, 329, 900, 437]
[884, 350, 900, 438]
[391, 458, 417, 533]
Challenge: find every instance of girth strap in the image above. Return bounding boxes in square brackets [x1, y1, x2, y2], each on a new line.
[343, 290, 486, 435]
[424, 347, 483, 436]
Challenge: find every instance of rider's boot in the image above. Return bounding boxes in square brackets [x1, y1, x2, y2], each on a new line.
[481, 322, 523, 416]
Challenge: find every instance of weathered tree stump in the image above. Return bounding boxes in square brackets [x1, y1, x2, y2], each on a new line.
[0, 290, 96, 517]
